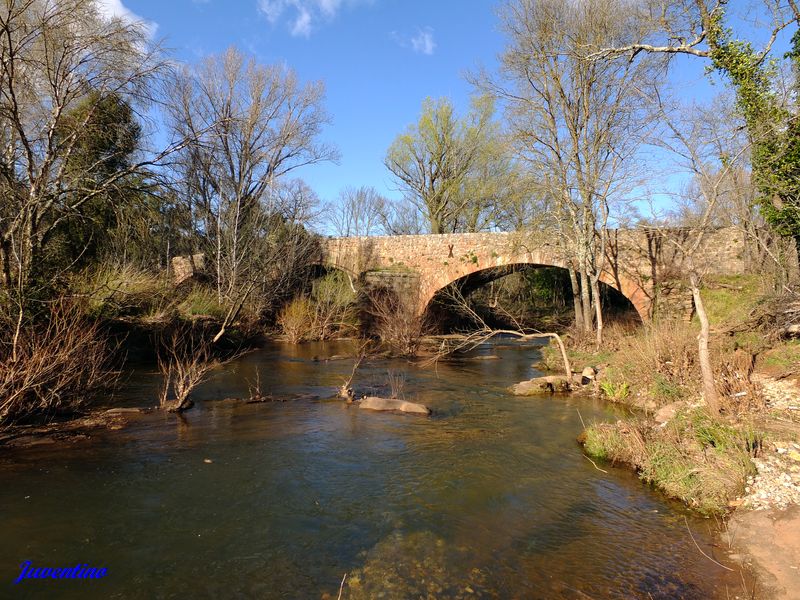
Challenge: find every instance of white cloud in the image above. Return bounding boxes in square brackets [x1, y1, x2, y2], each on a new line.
[258, 0, 368, 37]
[290, 6, 312, 37]
[95, 0, 158, 37]
[410, 27, 436, 55]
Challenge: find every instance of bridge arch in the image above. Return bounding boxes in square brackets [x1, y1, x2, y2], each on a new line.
[417, 255, 651, 323]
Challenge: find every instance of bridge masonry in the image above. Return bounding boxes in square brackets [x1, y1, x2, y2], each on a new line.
[318, 228, 749, 321]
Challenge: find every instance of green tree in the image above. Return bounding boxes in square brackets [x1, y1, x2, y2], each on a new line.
[384, 96, 513, 234]
[0, 0, 166, 304]
[51, 91, 144, 266]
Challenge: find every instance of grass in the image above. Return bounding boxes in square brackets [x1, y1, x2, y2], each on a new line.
[574, 276, 792, 516]
[177, 287, 228, 320]
[72, 264, 167, 319]
[599, 380, 630, 401]
[699, 274, 765, 327]
[581, 408, 760, 515]
[758, 339, 800, 373]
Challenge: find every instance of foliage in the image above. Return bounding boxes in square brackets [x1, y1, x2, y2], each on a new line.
[278, 297, 316, 344]
[0, 0, 163, 299]
[599, 380, 630, 401]
[385, 95, 520, 233]
[705, 9, 800, 250]
[177, 287, 228, 321]
[278, 271, 359, 343]
[71, 264, 167, 319]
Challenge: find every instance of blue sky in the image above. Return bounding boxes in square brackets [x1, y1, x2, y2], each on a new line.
[112, 0, 507, 207]
[103, 0, 796, 226]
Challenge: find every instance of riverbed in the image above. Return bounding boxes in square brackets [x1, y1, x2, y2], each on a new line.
[0, 338, 744, 598]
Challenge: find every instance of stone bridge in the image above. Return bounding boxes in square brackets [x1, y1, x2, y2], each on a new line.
[317, 228, 749, 321]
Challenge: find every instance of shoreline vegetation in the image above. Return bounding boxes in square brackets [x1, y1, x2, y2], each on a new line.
[530, 274, 800, 518]
[1, 268, 799, 597]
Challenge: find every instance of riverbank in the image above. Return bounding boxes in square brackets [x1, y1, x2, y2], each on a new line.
[538, 319, 799, 597]
[726, 375, 800, 599]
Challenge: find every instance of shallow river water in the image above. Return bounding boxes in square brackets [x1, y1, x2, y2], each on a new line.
[0, 338, 743, 599]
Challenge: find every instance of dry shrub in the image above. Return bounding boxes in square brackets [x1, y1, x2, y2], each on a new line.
[387, 370, 406, 399]
[715, 348, 765, 416]
[365, 287, 426, 356]
[0, 301, 116, 425]
[157, 329, 220, 412]
[604, 321, 699, 405]
[604, 321, 765, 411]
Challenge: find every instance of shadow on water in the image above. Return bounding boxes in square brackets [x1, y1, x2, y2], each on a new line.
[0, 337, 745, 599]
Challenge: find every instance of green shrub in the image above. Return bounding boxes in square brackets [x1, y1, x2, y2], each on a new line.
[599, 380, 630, 401]
[278, 296, 316, 343]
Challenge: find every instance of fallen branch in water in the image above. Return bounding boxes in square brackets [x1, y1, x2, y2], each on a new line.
[337, 572, 347, 600]
[583, 454, 608, 474]
[684, 516, 734, 572]
[421, 284, 571, 379]
[422, 328, 572, 380]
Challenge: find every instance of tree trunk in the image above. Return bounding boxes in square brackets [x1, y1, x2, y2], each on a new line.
[689, 272, 720, 415]
[591, 277, 604, 347]
[0, 240, 12, 288]
[580, 268, 593, 333]
[569, 269, 584, 331]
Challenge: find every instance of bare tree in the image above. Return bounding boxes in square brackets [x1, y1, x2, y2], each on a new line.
[378, 197, 427, 235]
[481, 0, 658, 341]
[325, 186, 388, 237]
[650, 91, 755, 415]
[167, 46, 337, 316]
[587, 0, 797, 62]
[586, 0, 800, 258]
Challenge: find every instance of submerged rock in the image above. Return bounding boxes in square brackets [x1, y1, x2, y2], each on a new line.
[359, 396, 430, 415]
[510, 376, 572, 395]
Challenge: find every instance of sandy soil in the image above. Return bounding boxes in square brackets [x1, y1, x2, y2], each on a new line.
[730, 507, 800, 599]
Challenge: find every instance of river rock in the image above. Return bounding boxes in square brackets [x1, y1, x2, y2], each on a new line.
[359, 397, 430, 415]
[581, 366, 597, 385]
[511, 376, 572, 395]
[653, 401, 684, 425]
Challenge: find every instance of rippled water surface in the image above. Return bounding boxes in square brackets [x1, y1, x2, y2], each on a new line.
[0, 339, 741, 598]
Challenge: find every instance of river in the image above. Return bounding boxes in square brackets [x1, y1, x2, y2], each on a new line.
[0, 338, 743, 598]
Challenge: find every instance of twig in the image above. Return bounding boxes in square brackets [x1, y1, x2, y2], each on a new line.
[684, 516, 734, 572]
[576, 408, 586, 429]
[583, 454, 608, 474]
[337, 572, 347, 600]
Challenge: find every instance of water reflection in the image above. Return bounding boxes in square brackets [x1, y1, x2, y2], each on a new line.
[0, 338, 740, 599]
